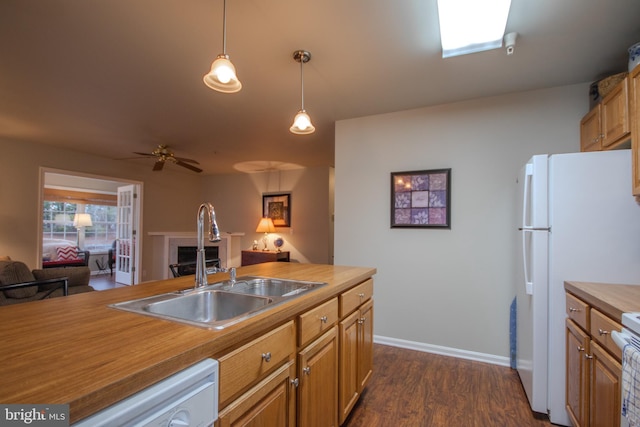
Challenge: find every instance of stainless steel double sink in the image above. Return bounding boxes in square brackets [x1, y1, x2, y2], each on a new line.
[110, 276, 327, 330]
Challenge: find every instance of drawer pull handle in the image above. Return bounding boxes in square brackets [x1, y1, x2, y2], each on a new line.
[569, 307, 581, 313]
[303, 366, 311, 375]
[358, 317, 366, 325]
[291, 378, 299, 387]
[261, 352, 272, 363]
[358, 293, 365, 298]
[584, 354, 593, 360]
[320, 316, 328, 323]
[577, 346, 584, 352]
[598, 328, 609, 336]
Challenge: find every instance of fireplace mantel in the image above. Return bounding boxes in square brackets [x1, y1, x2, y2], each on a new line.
[148, 231, 244, 279]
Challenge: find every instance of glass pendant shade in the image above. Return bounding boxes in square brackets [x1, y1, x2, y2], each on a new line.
[290, 110, 315, 134]
[203, 54, 242, 93]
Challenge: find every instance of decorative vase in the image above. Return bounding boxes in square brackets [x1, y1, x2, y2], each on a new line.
[629, 42, 640, 72]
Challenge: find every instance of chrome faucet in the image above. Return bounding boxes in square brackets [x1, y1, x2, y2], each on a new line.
[195, 202, 221, 288]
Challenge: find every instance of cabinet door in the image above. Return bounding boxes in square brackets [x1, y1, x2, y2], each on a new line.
[339, 310, 359, 425]
[358, 299, 374, 391]
[580, 105, 602, 152]
[601, 78, 630, 148]
[217, 360, 296, 427]
[631, 66, 640, 196]
[298, 326, 338, 427]
[589, 341, 621, 427]
[566, 319, 590, 427]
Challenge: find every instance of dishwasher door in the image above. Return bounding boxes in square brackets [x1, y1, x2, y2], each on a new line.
[72, 358, 218, 427]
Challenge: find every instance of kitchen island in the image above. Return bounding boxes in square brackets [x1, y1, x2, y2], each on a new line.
[0, 262, 376, 424]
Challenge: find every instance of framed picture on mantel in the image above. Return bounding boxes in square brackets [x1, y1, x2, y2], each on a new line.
[390, 169, 451, 229]
[263, 193, 291, 227]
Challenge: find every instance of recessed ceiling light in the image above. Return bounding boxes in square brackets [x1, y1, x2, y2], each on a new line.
[437, 0, 512, 58]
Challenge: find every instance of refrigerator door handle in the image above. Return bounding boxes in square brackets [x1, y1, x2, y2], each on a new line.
[519, 227, 551, 231]
[522, 229, 533, 295]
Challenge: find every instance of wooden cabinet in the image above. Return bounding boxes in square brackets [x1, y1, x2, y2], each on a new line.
[630, 66, 640, 197]
[217, 360, 297, 427]
[601, 78, 631, 148]
[217, 280, 374, 427]
[241, 250, 290, 266]
[580, 76, 631, 152]
[338, 280, 374, 425]
[217, 320, 296, 421]
[581, 105, 602, 152]
[298, 327, 338, 427]
[589, 342, 621, 427]
[565, 292, 622, 427]
[297, 298, 339, 427]
[566, 318, 590, 427]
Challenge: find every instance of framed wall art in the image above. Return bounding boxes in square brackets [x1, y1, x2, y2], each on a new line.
[263, 193, 291, 227]
[390, 169, 451, 228]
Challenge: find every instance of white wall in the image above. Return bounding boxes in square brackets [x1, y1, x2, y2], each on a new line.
[334, 83, 589, 360]
[201, 166, 333, 264]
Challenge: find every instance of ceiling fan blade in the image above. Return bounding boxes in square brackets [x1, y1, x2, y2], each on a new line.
[153, 159, 165, 171]
[174, 156, 200, 164]
[133, 151, 157, 157]
[175, 160, 203, 173]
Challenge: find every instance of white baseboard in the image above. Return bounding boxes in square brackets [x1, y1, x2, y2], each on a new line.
[373, 335, 511, 367]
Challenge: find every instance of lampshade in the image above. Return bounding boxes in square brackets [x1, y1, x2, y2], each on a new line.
[203, 54, 242, 93]
[290, 50, 315, 135]
[290, 109, 315, 134]
[73, 213, 93, 228]
[255, 217, 276, 233]
[203, 0, 242, 93]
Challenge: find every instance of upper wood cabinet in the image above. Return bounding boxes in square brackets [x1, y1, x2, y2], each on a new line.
[580, 105, 602, 152]
[630, 66, 640, 197]
[601, 77, 630, 148]
[580, 76, 631, 152]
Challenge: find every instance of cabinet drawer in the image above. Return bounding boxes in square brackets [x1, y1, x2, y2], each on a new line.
[340, 279, 373, 317]
[299, 297, 338, 347]
[590, 309, 623, 361]
[218, 321, 295, 407]
[566, 292, 589, 331]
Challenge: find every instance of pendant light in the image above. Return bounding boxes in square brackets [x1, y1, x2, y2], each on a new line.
[290, 50, 315, 135]
[203, 0, 242, 93]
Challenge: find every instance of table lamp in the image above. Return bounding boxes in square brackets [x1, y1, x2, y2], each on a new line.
[255, 218, 275, 251]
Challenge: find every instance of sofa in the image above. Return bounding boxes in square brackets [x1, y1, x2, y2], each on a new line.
[0, 259, 95, 306]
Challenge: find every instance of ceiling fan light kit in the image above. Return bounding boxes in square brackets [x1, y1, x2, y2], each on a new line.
[133, 145, 203, 173]
[290, 50, 315, 135]
[203, 0, 242, 93]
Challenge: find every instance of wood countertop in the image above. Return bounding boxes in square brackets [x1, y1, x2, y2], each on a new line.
[565, 281, 640, 322]
[0, 263, 376, 423]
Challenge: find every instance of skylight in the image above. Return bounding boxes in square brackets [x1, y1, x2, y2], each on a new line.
[437, 0, 512, 58]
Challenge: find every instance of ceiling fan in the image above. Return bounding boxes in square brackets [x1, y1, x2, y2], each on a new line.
[132, 145, 202, 173]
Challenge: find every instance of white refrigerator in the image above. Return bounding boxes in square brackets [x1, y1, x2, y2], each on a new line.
[516, 149, 640, 426]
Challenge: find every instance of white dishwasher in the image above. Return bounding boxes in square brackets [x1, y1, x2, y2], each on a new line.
[72, 358, 219, 427]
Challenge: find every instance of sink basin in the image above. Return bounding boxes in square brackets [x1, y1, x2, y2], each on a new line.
[145, 290, 272, 323]
[110, 276, 327, 329]
[218, 276, 325, 297]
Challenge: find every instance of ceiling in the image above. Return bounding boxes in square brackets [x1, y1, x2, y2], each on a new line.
[1, 0, 639, 175]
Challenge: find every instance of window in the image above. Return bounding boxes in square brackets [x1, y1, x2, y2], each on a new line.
[43, 202, 117, 252]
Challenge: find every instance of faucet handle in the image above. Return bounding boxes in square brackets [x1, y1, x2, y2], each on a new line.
[229, 267, 236, 283]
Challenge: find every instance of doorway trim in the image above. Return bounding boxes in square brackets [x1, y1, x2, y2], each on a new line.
[38, 167, 144, 285]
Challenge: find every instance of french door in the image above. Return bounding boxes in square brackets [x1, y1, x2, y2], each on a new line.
[115, 184, 139, 285]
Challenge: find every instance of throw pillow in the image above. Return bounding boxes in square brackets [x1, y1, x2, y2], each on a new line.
[56, 246, 80, 261]
[0, 261, 38, 299]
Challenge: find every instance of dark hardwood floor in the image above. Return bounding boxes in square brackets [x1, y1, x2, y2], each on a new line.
[89, 272, 128, 290]
[344, 344, 552, 427]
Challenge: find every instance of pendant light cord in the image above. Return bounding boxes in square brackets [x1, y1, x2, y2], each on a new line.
[300, 59, 305, 110]
[222, 0, 227, 54]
